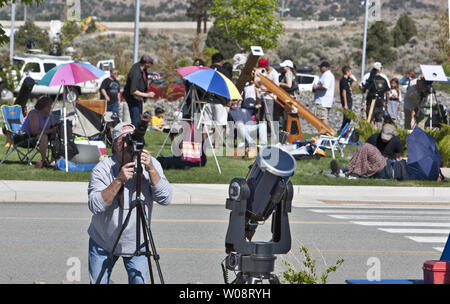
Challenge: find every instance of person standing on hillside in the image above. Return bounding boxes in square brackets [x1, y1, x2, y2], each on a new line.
[313, 61, 335, 127]
[360, 62, 390, 129]
[100, 69, 121, 118]
[255, 57, 279, 137]
[123, 54, 156, 127]
[204, 52, 229, 130]
[339, 65, 354, 132]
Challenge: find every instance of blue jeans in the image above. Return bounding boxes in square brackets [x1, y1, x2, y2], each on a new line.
[88, 238, 148, 284]
[374, 159, 405, 180]
[107, 101, 119, 117]
[235, 121, 268, 146]
[128, 102, 143, 128]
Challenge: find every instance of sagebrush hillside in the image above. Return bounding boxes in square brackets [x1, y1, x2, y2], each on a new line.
[0, 0, 443, 21]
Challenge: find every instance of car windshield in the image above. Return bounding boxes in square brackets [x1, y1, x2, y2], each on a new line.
[13, 59, 24, 69]
[298, 76, 315, 84]
[44, 63, 56, 72]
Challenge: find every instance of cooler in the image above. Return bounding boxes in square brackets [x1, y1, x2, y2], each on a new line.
[423, 260, 450, 284]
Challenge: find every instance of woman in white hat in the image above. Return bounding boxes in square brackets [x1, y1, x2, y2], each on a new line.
[279, 59, 297, 98]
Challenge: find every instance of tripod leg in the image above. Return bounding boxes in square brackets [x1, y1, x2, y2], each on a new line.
[269, 274, 281, 284]
[95, 207, 134, 284]
[138, 203, 165, 284]
[136, 203, 155, 284]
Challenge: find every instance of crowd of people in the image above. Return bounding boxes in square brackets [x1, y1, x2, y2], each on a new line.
[10, 48, 445, 286]
[17, 50, 442, 174]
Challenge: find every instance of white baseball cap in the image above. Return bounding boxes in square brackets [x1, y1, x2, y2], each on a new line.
[280, 59, 294, 68]
[112, 122, 135, 142]
[373, 62, 383, 71]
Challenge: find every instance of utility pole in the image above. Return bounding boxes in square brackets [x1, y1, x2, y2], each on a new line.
[133, 0, 140, 63]
[10, 3, 16, 65]
[361, 0, 370, 82]
[24, 3, 27, 21]
[279, 0, 290, 18]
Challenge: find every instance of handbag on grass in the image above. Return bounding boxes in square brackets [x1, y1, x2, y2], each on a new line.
[181, 123, 202, 163]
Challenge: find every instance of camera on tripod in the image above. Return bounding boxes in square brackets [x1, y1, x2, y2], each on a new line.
[418, 65, 449, 128]
[124, 112, 151, 153]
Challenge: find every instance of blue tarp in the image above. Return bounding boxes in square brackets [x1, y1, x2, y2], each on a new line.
[54, 157, 97, 172]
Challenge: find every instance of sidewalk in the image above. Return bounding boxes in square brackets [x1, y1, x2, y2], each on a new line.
[0, 180, 449, 206]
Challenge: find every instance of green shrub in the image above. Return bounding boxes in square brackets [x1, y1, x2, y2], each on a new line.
[427, 124, 450, 167]
[280, 246, 344, 284]
[340, 108, 450, 165]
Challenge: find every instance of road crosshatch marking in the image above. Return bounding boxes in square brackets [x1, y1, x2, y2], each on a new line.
[306, 205, 450, 253]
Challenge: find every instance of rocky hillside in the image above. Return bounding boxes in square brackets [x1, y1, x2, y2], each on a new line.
[0, 0, 443, 21]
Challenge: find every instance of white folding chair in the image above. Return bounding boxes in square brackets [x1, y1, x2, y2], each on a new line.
[313, 123, 355, 159]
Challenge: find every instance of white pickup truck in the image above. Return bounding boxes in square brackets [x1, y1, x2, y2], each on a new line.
[1, 53, 114, 102]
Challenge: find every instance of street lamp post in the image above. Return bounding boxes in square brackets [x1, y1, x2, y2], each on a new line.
[10, 3, 16, 65]
[361, 0, 370, 82]
[133, 0, 140, 63]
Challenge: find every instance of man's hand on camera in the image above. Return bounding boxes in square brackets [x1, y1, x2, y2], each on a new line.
[117, 161, 135, 184]
[141, 149, 161, 186]
[146, 91, 155, 99]
[141, 150, 154, 172]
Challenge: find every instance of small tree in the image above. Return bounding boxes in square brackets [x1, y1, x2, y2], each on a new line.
[210, 0, 284, 52]
[186, 0, 212, 34]
[366, 21, 397, 65]
[205, 21, 240, 59]
[392, 13, 418, 47]
[60, 19, 82, 48]
[14, 20, 51, 53]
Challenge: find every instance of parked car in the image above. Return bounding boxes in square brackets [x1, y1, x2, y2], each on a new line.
[273, 63, 319, 93]
[0, 52, 112, 102]
[296, 73, 319, 92]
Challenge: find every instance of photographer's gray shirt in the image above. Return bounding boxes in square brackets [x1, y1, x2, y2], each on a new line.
[88, 155, 172, 256]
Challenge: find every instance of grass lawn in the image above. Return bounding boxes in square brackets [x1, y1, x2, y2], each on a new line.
[0, 130, 447, 187]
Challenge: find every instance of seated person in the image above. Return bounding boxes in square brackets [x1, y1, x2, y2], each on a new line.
[227, 99, 267, 148]
[156, 127, 207, 170]
[17, 96, 57, 168]
[329, 142, 442, 181]
[242, 82, 261, 121]
[151, 107, 169, 131]
[365, 123, 402, 160]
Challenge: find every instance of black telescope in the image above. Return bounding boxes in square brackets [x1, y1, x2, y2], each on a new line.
[223, 145, 296, 284]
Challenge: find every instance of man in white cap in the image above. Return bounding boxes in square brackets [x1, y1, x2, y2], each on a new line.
[313, 61, 335, 126]
[359, 62, 390, 129]
[87, 121, 172, 284]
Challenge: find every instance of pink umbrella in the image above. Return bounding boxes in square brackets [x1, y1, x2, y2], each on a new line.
[175, 65, 212, 78]
[38, 62, 105, 172]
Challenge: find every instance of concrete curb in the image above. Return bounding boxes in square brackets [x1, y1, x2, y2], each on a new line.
[0, 181, 449, 205]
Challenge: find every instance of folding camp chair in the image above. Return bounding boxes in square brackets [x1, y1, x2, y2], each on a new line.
[1, 104, 39, 165]
[312, 123, 355, 159]
[72, 99, 108, 140]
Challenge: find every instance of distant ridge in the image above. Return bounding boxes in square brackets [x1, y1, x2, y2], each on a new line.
[0, 0, 441, 22]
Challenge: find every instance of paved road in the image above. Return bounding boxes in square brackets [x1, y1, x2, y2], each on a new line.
[0, 202, 446, 284]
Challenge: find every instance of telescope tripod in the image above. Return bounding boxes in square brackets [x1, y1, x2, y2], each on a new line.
[96, 150, 164, 284]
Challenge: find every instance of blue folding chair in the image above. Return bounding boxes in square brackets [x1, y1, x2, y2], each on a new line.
[1, 105, 39, 165]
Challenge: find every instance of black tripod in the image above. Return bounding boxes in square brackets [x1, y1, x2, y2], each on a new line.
[96, 146, 164, 284]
